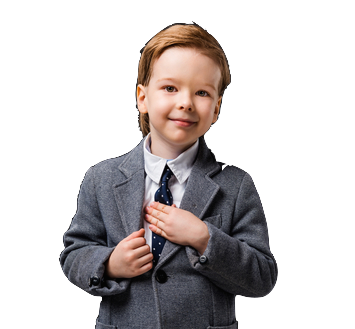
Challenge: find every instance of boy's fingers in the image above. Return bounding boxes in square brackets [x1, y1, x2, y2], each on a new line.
[126, 237, 146, 249]
[147, 201, 176, 214]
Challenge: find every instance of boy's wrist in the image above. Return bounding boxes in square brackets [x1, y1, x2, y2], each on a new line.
[191, 222, 210, 255]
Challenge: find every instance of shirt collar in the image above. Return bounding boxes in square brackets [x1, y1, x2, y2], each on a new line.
[143, 134, 199, 185]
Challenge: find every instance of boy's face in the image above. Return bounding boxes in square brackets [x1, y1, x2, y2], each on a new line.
[137, 47, 222, 156]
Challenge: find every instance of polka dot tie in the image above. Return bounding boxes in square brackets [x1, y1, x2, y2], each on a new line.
[152, 165, 174, 265]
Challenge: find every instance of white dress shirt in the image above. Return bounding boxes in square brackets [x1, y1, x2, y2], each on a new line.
[142, 134, 199, 250]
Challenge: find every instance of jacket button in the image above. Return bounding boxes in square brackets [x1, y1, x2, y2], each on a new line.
[199, 255, 208, 264]
[90, 276, 101, 287]
[155, 269, 168, 283]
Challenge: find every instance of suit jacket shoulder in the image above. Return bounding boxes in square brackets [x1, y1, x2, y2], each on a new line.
[84, 140, 146, 196]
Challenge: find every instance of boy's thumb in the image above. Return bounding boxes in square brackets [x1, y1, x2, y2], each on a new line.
[124, 228, 145, 241]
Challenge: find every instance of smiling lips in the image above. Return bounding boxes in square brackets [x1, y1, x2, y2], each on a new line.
[169, 118, 196, 127]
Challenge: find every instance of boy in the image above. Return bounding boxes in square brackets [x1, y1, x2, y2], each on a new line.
[60, 23, 277, 329]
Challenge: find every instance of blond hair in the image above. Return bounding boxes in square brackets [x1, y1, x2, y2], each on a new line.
[137, 23, 231, 136]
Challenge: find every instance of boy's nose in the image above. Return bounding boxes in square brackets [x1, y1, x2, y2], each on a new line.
[179, 104, 192, 111]
[178, 92, 193, 111]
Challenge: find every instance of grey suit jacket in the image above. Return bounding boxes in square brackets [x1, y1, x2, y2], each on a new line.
[60, 137, 277, 329]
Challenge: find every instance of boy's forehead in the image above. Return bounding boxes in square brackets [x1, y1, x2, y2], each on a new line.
[150, 47, 221, 86]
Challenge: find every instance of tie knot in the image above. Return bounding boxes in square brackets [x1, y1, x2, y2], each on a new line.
[161, 165, 173, 183]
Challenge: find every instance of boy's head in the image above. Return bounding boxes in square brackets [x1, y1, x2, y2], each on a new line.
[137, 24, 230, 155]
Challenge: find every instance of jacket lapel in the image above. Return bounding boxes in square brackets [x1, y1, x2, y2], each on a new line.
[157, 136, 222, 268]
[113, 140, 146, 236]
[179, 145, 221, 219]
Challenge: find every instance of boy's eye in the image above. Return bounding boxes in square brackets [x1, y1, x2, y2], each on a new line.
[165, 86, 176, 92]
[197, 90, 208, 97]
[164, 87, 208, 96]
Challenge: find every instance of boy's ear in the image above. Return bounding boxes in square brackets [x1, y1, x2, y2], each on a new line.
[212, 96, 222, 123]
[137, 84, 148, 114]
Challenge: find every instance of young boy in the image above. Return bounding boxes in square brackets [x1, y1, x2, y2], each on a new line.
[60, 23, 277, 329]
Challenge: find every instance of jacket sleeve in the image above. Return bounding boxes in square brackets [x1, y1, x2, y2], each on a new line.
[59, 166, 131, 296]
[186, 171, 277, 297]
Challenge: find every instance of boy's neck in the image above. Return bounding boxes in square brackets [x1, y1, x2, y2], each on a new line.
[149, 137, 197, 160]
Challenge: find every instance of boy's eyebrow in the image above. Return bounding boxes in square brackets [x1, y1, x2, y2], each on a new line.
[157, 78, 217, 91]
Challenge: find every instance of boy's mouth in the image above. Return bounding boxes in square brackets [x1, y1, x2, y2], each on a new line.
[169, 118, 196, 127]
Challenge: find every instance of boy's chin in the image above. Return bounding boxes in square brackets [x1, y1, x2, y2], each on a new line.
[150, 128, 204, 149]
[166, 134, 199, 147]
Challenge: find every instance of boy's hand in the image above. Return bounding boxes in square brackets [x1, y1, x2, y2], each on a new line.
[145, 202, 210, 255]
[105, 228, 153, 279]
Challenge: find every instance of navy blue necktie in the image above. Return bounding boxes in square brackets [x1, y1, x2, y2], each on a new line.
[152, 165, 173, 265]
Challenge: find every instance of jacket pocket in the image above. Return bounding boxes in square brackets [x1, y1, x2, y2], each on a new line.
[207, 320, 238, 329]
[95, 320, 116, 329]
[203, 214, 222, 228]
